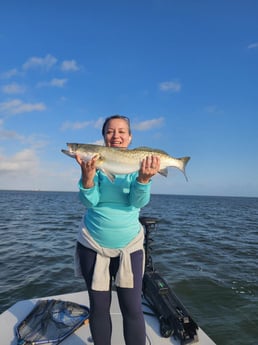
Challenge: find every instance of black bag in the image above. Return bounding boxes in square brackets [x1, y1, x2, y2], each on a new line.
[143, 271, 199, 344]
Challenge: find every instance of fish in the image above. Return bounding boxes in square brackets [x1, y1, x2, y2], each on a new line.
[61, 143, 190, 182]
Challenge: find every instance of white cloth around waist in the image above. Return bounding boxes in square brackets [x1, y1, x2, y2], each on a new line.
[74, 219, 145, 291]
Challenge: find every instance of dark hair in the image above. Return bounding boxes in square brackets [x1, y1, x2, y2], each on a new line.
[101, 115, 131, 136]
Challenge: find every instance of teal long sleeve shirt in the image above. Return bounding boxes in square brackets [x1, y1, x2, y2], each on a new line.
[78, 170, 151, 248]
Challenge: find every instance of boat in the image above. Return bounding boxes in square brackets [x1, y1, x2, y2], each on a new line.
[0, 290, 216, 345]
[0, 217, 216, 345]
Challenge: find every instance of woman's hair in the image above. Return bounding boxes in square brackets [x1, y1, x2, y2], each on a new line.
[102, 115, 131, 136]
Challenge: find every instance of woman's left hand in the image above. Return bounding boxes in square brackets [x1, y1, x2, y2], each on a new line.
[137, 156, 161, 184]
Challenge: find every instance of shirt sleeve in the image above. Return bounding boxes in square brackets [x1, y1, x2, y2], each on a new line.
[78, 175, 100, 207]
[129, 177, 152, 208]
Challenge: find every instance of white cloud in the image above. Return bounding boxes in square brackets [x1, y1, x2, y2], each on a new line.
[22, 54, 58, 71]
[0, 119, 48, 146]
[94, 139, 105, 145]
[159, 81, 181, 92]
[61, 60, 80, 71]
[0, 119, 23, 140]
[61, 116, 165, 133]
[133, 117, 164, 131]
[2, 82, 26, 94]
[0, 147, 80, 191]
[204, 105, 224, 114]
[0, 148, 39, 174]
[0, 68, 19, 79]
[0, 128, 24, 141]
[61, 120, 92, 131]
[93, 117, 105, 129]
[248, 42, 258, 49]
[0, 99, 46, 115]
[61, 117, 104, 131]
[50, 78, 67, 87]
[37, 78, 68, 88]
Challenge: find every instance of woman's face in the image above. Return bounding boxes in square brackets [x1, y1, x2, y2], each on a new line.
[104, 118, 132, 148]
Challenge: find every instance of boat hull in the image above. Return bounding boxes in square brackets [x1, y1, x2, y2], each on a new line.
[0, 290, 216, 345]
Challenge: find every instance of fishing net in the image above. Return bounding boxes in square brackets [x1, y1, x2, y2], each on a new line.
[16, 299, 90, 345]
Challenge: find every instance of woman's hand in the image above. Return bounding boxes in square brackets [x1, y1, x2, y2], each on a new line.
[137, 156, 161, 184]
[75, 155, 97, 189]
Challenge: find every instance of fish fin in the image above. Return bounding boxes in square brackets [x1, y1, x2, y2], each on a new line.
[101, 169, 116, 183]
[158, 168, 168, 177]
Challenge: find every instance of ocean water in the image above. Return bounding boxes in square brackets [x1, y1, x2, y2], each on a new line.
[0, 190, 257, 345]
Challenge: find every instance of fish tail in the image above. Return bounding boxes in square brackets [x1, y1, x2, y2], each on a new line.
[181, 156, 191, 181]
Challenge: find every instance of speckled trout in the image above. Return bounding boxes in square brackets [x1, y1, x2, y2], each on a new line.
[61, 143, 190, 182]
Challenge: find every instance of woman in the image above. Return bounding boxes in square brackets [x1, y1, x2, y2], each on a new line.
[75, 114, 160, 345]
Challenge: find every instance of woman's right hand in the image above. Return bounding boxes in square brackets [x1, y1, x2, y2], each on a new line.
[75, 155, 97, 189]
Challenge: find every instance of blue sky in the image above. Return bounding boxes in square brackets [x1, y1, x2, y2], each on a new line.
[0, 0, 257, 197]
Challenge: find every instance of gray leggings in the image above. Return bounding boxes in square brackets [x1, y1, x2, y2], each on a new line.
[77, 243, 146, 345]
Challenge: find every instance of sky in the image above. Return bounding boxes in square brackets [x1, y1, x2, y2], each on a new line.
[0, 0, 257, 197]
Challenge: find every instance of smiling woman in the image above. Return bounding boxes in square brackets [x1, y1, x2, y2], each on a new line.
[70, 114, 164, 345]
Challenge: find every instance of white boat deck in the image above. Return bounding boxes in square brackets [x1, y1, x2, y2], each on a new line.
[0, 291, 216, 345]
